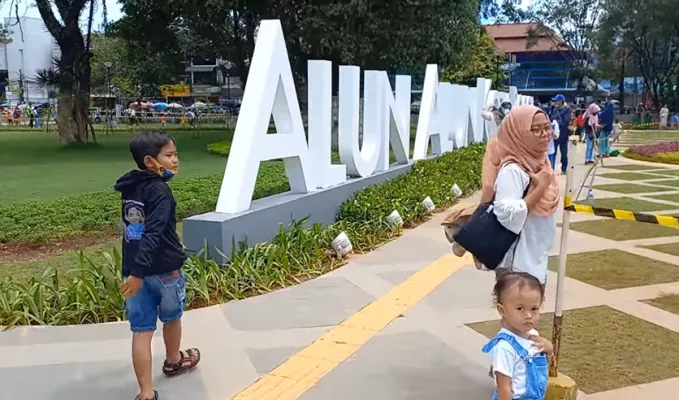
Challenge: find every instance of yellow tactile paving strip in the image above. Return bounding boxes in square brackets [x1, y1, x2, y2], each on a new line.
[230, 252, 471, 400]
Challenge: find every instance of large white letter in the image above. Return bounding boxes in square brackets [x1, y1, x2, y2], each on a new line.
[449, 84, 469, 148]
[215, 20, 314, 214]
[414, 65, 452, 160]
[377, 72, 410, 171]
[308, 60, 346, 188]
[338, 67, 381, 177]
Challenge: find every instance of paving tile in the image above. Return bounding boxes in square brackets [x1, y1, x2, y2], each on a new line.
[221, 276, 375, 330]
[246, 346, 305, 374]
[0, 358, 211, 400]
[299, 330, 493, 400]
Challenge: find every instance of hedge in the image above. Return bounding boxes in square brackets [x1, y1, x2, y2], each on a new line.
[206, 141, 231, 156]
[0, 163, 289, 244]
[0, 143, 485, 326]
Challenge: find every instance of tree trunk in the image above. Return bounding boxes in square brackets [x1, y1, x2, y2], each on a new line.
[57, 29, 93, 145]
[618, 55, 626, 106]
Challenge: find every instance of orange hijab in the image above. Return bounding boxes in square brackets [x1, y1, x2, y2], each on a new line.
[480, 105, 560, 216]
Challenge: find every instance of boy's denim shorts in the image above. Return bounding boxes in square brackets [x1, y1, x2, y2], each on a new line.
[125, 270, 186, 332]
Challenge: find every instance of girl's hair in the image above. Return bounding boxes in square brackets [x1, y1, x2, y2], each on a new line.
[493, 270, 545, 304]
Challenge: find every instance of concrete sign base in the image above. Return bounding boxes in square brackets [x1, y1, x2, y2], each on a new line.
[182, 162, 413, 261]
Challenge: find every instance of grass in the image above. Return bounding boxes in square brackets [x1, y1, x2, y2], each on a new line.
[654, 169, 679, 177]
[592, 183, 675, 194]
[547, 249, 679, 289]
[647, 179, 679, 188]
[643, 242, 679, 257]
[569, 219, 679, 241]
[605, 164, 665, 171]
[598, 172, 662, 181]
[643, 294, 679, 315]
[468, 306, 679, 394]
[575, 197, 672, 213]
[647, 193, 679, 204]
[0, 129, 234, 204]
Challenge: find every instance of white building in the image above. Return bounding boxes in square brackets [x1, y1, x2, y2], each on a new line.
[1, 17, 56, 104]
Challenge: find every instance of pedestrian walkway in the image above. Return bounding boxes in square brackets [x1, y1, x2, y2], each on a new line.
[4, 145, 679, 399]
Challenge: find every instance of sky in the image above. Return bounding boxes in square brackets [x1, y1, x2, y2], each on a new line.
[0, 0, 124, 30]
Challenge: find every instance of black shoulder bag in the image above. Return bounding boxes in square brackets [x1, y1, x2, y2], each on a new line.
[453, 172, 530, 270]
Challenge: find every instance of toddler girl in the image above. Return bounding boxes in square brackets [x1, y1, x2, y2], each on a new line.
[483, 271, 553, 400]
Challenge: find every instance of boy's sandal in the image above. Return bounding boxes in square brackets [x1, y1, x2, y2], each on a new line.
[162, 348, 201, 377]
[134, 390, 158, 400]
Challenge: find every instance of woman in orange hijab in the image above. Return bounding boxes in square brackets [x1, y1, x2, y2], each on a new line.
[480, 104, 560, 284]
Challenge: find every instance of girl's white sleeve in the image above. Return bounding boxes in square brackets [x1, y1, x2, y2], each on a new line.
[493, 164, 529, 235]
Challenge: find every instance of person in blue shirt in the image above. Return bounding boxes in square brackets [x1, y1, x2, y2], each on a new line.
[548, 94, 572, 174]
[598, 102, 615, 156]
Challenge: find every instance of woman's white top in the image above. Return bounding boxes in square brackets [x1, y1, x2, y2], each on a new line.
[493, 163, 556, 283]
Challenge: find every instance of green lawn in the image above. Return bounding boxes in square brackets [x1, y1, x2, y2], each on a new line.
[0, 128, 234, 204]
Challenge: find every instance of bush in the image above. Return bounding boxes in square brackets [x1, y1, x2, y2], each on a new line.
[624, 150, 679, 165]
[624, 142, 679, 165]
[0, 144, 485, 326]
[0, 164, 289, 244]
[207, 141, 231, 156]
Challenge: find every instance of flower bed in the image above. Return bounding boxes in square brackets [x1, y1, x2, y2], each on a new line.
[0, 144, 485, 327]
[624, 142, 679, 165]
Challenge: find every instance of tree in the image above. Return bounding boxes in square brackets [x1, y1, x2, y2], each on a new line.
[118, 0, 481, 89]
[89, 33, 187, 98]
[442, 28, 507, 88]
[0, 22, 10, 44]
[33, 0, 98, 144]
[478, 0, 527, 22]
[527, 0, 604, 96]
[599, 0, 679, 107]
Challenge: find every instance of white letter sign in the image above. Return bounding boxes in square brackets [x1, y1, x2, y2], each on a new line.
[216, 20, 314, 214]
[308, 60, 346, 188]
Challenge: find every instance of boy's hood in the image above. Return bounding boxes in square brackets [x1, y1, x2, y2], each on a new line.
[114, 170, 162, 193]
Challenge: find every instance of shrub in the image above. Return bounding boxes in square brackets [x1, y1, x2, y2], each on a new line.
[206, 141, 231, 156]
[624, 142, 679, 165]
[0, 144, 485, 327]
[0, 163, 289, 244]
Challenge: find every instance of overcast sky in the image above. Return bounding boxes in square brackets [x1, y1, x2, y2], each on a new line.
[1, 1, 124, 30]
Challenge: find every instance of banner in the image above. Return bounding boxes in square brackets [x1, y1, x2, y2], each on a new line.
[159, 84, 190, 97]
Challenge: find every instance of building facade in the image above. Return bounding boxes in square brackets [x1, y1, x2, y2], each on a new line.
[1, 17, 56, 104]
[485, 23, 606, 102]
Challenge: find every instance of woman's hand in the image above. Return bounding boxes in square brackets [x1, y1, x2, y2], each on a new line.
[524, 169, 552, 211]
[531, 169, 553, 189]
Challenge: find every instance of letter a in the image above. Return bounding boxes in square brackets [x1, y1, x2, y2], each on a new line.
[216, 20, 314, 214]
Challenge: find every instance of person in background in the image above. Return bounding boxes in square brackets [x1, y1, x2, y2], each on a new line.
[583, 103, 601, 165]
[5, 108, 13, 126]
[598, 101, 615, 157]
[33, 107, 41, 128]
[610, 119, 624, 143]
[671, 112, 679, 130]
[548, 94, 572, 175]
[660, 104, 670, 130]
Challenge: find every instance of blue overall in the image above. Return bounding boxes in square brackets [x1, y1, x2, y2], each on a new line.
[482, 332, 548, 400]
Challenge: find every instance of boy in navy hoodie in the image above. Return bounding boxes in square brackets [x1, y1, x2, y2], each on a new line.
[115, 132, 200, 400]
